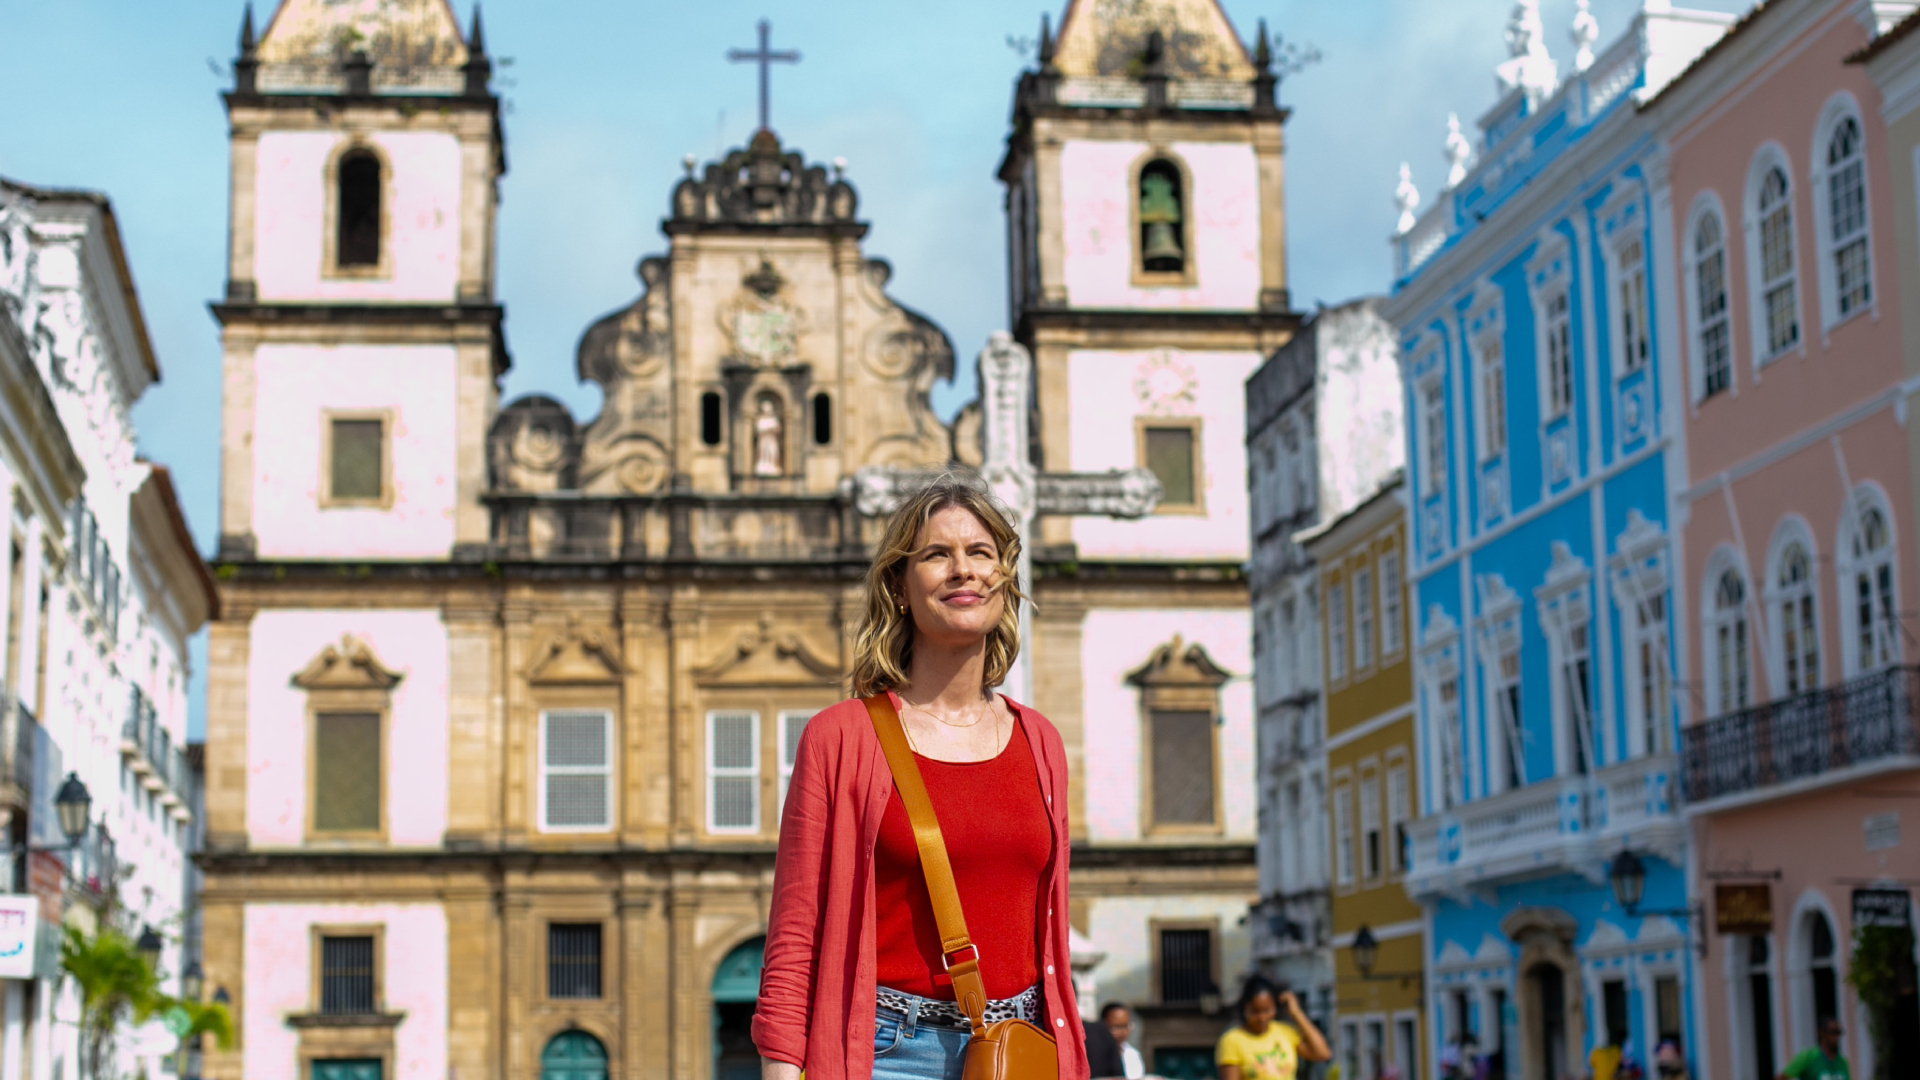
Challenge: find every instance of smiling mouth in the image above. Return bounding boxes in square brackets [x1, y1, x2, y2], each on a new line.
[942, 592, 985, 604]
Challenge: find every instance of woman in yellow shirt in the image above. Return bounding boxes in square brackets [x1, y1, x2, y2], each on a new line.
[1216, 977, 1332, 1080]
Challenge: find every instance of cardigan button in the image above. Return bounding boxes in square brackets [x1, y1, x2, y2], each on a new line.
[1046, 964, 1055, 975]
[1055, 1017, 1065, 1028]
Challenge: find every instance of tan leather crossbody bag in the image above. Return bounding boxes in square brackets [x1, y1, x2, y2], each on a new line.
[863, 694, 1060, 1080]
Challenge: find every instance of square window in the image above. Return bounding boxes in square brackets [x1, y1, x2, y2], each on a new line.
[313, 713, 380, 834]
[708, 711, 760, 833]
[318, 934, 376, 1014]
[547, 923, 603, 999]
[1157, 927, 1212, 1004]
[327, 416, 386, 504]
[1149, 710, 1215, 827]
[777, 711, 809, 822]
[1141, 423, 1199, 508]
[540, 711, 612, 831]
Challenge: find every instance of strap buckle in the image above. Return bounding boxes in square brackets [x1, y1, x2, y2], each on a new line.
[942, 944, 981, 971]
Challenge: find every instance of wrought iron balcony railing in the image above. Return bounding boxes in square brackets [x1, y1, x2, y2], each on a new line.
[1681, 664, 1920, 805]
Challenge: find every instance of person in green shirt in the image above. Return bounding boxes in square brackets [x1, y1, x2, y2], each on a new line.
[1780, 1016, 1849, 1080]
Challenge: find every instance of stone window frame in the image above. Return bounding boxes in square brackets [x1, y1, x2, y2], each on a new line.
[319, 409, 395, 511]
[290, 922, 400, 1080]
[705, 708, 762, 837]
[1127, 636, 1230, 838]
[536, 707, 616, 835]
[321, 138, 394, 282]
[1135, 415, 1206, 516]
[1128, 149, 1199, 289]
[293, 638, 401, 845]
[1148, 917, 1219, 1006]
[309, 923, 386, 1015]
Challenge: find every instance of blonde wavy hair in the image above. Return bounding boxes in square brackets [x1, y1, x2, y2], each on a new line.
[849, 474, 1025, 697]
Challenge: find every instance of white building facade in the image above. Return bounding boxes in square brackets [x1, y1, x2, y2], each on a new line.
[1244, 299, 1404, 1025]
[0, 180, 213, 1080]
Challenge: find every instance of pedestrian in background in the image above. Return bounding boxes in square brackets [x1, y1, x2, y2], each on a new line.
[1101, 1002, 1145, 1079]
[1779, 1017, 1849, 1080]
[752, 477, 1089, 1080]
[1215, 976, 1331, 1080]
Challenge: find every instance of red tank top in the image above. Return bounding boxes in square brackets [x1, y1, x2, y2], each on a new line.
[874, 720, 1052, 1001]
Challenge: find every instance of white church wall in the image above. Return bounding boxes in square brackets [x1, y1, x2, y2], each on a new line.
[1083, 895, 1254, 1010]
[245, 609, 450, 848]
[243, 902, 449, 1080]
[1080, 608, 1255, 843]
[1068, 348, 1258, 560]
[252, 130, 464, 303]
[251, 343, 459, 559]
[1058, 140, 1262, 309]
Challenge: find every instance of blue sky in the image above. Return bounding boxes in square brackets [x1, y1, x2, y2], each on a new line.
[0, 0, 1747, 735]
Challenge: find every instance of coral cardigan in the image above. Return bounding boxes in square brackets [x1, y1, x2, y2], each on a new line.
[751, 693, 1089, 1080]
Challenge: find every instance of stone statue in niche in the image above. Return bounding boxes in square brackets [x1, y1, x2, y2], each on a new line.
[753, 398, 784, 476]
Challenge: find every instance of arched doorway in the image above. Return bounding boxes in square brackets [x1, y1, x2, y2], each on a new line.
[713, 936, 765, 1080]
[1528, 962, 1568, 1080]
[541, 1030, 608, 1080]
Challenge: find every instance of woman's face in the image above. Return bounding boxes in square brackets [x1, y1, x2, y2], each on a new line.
[1242, 991, 1276, 1033]
[897, 506, 1006, 650]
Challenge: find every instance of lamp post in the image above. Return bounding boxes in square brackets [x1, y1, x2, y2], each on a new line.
[53, 773, 91, 846]
[182, 960, 203, 1001]
[1607, 849, 1707, 958]
[1349, 923, 1423, 992]
[136, 925, 163, 972]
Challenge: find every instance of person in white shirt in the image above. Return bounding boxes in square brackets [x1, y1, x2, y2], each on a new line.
[1102, 1002, 1146, 1079]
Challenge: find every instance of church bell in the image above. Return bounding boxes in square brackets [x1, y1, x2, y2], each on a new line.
[1143, 221, 1183, 263]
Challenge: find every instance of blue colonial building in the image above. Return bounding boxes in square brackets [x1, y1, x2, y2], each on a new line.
[1379, 5, 1736, 1079]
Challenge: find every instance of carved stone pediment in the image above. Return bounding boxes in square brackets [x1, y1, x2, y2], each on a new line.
[1126, 635, 1230, 711]
[575, 257, 675, 495]
[291, 636, 403, 691]
[527, 619, 623, 685]
[694, 617, 840, 686]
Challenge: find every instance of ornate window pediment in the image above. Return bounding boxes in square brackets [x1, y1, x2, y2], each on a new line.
[527, 619, 624, 686]
[1125, 635, 1231, 712]
[291, 637, 403, 692]
[693, 617, 840, 687]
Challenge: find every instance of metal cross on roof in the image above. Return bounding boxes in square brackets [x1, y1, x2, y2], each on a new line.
[727, 19, 800, 134]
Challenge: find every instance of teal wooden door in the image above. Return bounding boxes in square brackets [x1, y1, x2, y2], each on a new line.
[541, 1031, 608, 1080]
[312, 1061, 381, 1080]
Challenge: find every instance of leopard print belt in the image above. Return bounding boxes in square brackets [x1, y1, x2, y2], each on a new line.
[875, 983, 1041, 1029]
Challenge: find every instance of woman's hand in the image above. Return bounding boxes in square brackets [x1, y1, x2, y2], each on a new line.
[761, 1057, 802, 1080]
[1277, 991, 1333, 1062]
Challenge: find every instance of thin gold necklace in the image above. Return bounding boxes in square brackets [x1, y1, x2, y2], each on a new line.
[900, 694, 991, 729]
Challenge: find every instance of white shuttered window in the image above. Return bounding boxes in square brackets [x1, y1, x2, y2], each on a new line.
[540, 711, 612, 831]
[777, 711, 810, 821]
[708, 711, 761, 833]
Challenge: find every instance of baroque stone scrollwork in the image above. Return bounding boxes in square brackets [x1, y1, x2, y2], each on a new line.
[692, 616, 840, 685]
[576, 258, 675, 494]
[670, 129, 858, 227]
[487, 396, 578, 493]
[526, 618, 624, 685]
[290, 636, 404, 691]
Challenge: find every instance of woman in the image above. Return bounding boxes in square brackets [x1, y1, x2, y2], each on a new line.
[751, 476, 1088, 1080]
[1215, 977, 1331, 1080]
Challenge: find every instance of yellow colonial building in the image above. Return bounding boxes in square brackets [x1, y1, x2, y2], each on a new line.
[1301, 476, 1424, 1080]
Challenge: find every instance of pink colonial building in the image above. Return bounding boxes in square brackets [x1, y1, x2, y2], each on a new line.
[1647, 1, 1920, 1077]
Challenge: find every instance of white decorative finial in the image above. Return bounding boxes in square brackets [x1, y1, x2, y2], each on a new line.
[1444, 114, 1472, 190]
[1395, 163, 1420, 236]
[1571, 0, 1599, 73]
[832, 156, 847, 180]
[683, 154, 697, 177]
[1495, 0, 1558, 103]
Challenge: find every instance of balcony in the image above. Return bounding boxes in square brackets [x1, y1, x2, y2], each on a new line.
[1682, 665, 1920, 809]
[1404, 753, 1682, 900]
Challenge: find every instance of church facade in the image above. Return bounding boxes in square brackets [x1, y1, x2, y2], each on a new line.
[198, 2, 1292, 1078]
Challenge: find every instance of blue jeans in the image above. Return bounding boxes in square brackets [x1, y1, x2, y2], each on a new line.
[872, 994, 972, 1080]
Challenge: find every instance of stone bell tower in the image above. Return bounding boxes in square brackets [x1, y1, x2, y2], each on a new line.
[213, 0, 505, 563]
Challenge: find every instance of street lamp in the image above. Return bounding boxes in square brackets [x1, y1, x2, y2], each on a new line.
[212, 987, 230, 1006]
[136, 925, 163, 972]
[182, 960, 204, 1001]
[1607, 849, 1706, 958]
[1352, 925, 1380, 978]
[53, 773, 91, 847]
